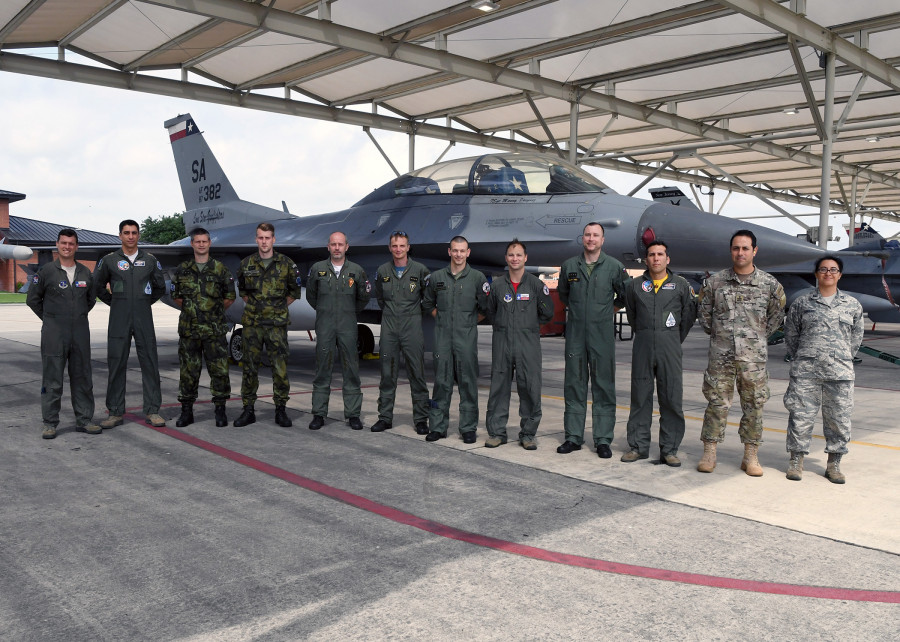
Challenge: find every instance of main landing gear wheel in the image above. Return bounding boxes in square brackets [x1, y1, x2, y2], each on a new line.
[229, 327, 243, 364]
[357, 324, 375, 357]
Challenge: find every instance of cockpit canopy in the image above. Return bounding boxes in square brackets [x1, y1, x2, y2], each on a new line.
[354, 153, 610, 207]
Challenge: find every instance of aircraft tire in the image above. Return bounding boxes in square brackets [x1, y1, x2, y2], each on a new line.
[229, 328, 243, 364]
[357, 324, 375, 357]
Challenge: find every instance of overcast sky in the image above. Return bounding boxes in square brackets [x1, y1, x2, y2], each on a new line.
[1, 59, 894, 249]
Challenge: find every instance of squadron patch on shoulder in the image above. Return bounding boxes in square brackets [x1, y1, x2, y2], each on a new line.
[482, 282, 491, 295]
[365, 280, 372, 294]
[157, 261, 162, 270]
[543, 285, 550, 296]
[32, 274, 39, 284]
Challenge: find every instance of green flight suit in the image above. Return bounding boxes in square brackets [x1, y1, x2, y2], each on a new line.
[93, 249, 167, 416]
[423, 264, 489, 436]
[27, 260, 96, 429]
[236, 252, 303, 407]
[172, 257, 236, 404]
[623, 269, 697, 457]
[485, 272, 554, 440]
[557, 252, 627, 447]
[373, 259, 430, 425]
[306, 259, 370, 418]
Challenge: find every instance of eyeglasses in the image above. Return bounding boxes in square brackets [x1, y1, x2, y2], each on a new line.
[816, 267, 840, 274]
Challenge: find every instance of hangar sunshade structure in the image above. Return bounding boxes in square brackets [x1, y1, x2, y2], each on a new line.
[1, 0, 899, 243]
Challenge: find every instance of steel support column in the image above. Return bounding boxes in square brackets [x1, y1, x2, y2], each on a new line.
[818, 51, 835, 248]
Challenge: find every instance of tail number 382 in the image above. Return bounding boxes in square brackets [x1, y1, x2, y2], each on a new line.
[198, 183, 222, 202]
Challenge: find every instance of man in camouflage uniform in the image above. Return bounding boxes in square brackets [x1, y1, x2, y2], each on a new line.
[234, 222, 302, 428]
[93, 219, 168, 428]
[422, 236, 489, 444]
[783, 255, 863, 483]
[697, 229, 786, 476]
[27, 228, 101, 439]
[371, 231, 430, 434]
[306, 231, 371, 431]
[485, 239, 554, 450]
[556, 222, 627, 459]
[622, 240, 697, 466]
[171, 227, 236, 428]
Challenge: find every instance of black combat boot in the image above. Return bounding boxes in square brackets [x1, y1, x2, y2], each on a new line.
[214, 404, 228, 427]
[233, 406, 256, 427]
[175, 402, 194, 427]
[275, 405, 292, 427]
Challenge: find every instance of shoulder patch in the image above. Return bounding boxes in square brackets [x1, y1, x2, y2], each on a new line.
[482, 281, 491, 295]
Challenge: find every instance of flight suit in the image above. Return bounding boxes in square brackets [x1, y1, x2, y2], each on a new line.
[623, 269, 697, 457]
[306, 259, 370, 418]
[172, 257, 236, 404]
[423, 264, 489, 437]
[485, 272, 554, 441]
[557, 252, 627, 447]
[373, 259, 430, 425]
[27, 260, 96, 429]
[237, 252, 303, 407]
[93, 249, 167, 416]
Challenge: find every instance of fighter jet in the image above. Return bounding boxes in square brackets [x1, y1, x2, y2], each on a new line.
[161, 113, 830, 358]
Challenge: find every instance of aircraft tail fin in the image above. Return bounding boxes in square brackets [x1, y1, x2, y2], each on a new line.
[846, 222, 886, 251]
[648, 187, 699, 210]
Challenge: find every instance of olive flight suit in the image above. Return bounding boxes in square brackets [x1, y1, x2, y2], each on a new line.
[485, 272, 554, 441]
[423, 264, 489, 437]
[93, 249, 167, 416]
[623, 269, 697, 457]
[306, 259, 371, 418]
[172, 257, 236, 404]
[557, 252, 627, 447]
[373, 259, 430, 425]
[27, 260, 96, 429]
[236, 252, 303, 407]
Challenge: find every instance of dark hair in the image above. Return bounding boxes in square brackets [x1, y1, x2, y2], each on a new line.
[506, 238, 527, 254]
[815, 255, 843, 274]
[646, 239, 668, 253]
[190, 227, 210, 241]
[119, 219, 140, 233]
[257, 222, 275, 233]
[584, 221, 605, 235]
[450, 235, 469, 247]
[730, 229, 757, 248]
[57, 228, 78, 243]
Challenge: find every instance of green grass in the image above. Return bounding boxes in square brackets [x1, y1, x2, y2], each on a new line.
[0, 292, 27, 303]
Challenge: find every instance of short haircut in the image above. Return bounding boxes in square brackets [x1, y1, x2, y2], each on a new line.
[390, 230, 409, 242]
[730, 229, 757, 248]
[257, 222, 275, 233]
[645, 239, 668, 253]
[815, 254, 843, 273]
[584, 221, 605, 235]
[119, 219, 140, 233]
[506, 238, 527, 254]
[450, 235, 469, 247]
[190, 227, 210, 241]
[57, 228, 78, 244]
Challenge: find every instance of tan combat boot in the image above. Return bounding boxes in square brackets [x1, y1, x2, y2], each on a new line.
[786, 452, 804, 481]
[825, 453, 846, 484]
[741, 443, 764, 477]
[697, 440, 717, 473]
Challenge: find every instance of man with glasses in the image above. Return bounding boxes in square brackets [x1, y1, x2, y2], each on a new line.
[697, 229, 785, 476]
[371, 231, 431, 434]
[782, 256, 863, 483]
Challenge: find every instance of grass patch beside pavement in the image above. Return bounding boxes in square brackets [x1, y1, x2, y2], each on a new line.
[0, 293, 27, 303]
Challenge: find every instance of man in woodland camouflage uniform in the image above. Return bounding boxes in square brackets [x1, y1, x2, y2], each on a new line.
[697, 229, 785, 477]
[172, 227, 236, 428]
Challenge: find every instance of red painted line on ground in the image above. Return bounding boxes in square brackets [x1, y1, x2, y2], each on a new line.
[131, 420, 900, 603]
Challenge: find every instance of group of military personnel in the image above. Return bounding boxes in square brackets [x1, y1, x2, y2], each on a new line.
[28, 220, 863, 483]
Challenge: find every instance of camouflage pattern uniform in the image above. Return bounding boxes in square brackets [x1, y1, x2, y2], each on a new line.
[373, 259, 430, 425]
[698, 268, 786, 444]
[236, 252, 303, 407]
[172, 257, 236, 404]
[783, 289, 863, 454]
[423, 265, 489, 437]
[306, 259, 371, 418]
[26, 260, 96, 429]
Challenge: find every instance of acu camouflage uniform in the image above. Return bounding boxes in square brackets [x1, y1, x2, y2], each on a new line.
[698, 267, 785, 445]
[236, 252, 303, 407]
[172, 257, 236, 405]
[783, 289, 863, 454]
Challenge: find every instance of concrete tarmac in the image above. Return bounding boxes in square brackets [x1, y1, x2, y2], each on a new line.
[1, 303, 898, 641]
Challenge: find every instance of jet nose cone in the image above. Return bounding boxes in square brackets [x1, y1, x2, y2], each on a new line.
[639, 204, 827, 271]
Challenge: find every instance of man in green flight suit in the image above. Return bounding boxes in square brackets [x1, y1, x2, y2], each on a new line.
[171, 227, 236, 428]
[27, 228, 101, 439]
[234, 222, 303, 428]
[622, 240, 697, 466]
[370, 231, 430, 434]
[93, 219, 168, 428]
[422, 236, 489, 444]
[306, 231, 371, 431]
[485, 239, 554, 450]
[557, 222, 627, 458]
